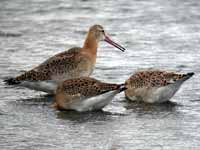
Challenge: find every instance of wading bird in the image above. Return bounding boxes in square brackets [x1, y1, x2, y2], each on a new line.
[5, 25, 125, 93]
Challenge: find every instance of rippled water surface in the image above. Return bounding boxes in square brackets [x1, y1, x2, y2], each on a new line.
[1, 0, 200, 149]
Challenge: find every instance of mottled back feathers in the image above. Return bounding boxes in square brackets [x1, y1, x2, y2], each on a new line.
[57, 77, 123, 97]
[10, 47, 92, 83]
[126, 70, 194, 88]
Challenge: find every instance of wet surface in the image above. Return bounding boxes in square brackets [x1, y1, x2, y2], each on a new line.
[0, 0, 200, 149]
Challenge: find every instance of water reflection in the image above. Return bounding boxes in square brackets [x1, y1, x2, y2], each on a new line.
[123, 100, 181, 118]
[16, 94, 54, 106]
[56, 110, 114, 123]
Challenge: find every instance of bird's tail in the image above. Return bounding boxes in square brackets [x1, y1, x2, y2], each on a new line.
[180, 72, 194, 82]
[184, 72, 194, 78]
[117, 84, 127, 93]
[4, 77, 20, 85]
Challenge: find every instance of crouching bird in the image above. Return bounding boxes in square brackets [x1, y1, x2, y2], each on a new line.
[52, 77, 126, 112]
[125, 70, 194, 103]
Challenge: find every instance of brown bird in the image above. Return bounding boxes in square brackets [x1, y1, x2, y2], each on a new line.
[5, 25, 125, 93]
[52, 77, 126, 112]
[125, 69, 194, 103]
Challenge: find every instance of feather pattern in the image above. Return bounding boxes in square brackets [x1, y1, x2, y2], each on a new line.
[15, 47, 93, 82]
[125, 70, 194, 103]
[54, 77, 125, 111]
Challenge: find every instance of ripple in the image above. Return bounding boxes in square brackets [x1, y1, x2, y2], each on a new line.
[1, 0, 200, 149]
[0, 31, 22, 37]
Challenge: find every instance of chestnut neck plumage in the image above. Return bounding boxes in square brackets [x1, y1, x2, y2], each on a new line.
[82, 32, 98, 56]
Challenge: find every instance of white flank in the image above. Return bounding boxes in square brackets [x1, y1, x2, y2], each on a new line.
[70, 90, 120, 112]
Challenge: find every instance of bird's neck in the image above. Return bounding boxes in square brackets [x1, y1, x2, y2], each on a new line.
[82, 33, 98, 56]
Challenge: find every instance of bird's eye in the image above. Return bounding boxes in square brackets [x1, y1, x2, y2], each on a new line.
[101, 30, 105, 33]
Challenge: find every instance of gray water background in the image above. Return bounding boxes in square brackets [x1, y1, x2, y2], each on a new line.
[0, 0, 200, 149]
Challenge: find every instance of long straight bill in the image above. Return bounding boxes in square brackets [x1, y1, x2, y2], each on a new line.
[104, 35, 126, 52]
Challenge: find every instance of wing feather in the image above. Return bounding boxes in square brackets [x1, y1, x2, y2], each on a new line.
[14, 47, 82, 82]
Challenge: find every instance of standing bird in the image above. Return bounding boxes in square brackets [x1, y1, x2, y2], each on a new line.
[5, 25, 125, 93]
[52, 77, 126, 112]
[125, 70, 194, 103]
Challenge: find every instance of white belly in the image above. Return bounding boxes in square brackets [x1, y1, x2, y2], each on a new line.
[18, 67, 94, 94]
[128, 79, 186, 103]
[69, 91, 119, 112]
[19, 80, 58, 94]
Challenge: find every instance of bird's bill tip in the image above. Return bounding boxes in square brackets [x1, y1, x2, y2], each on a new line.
[104, 35, 126, 52]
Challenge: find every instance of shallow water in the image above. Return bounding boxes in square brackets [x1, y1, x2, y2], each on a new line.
[1, 0, 200, 149]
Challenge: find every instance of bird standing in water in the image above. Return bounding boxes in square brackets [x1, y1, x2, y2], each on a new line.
[125, 70, 194, 103]
[5, 25, 125, 93]
[52, 77, 126, 112]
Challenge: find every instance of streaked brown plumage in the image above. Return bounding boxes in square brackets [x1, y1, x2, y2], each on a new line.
[125, 70, 194, 103]
[15, 47, 90, 81]
[53, 77, 126, 112]
[5, 25, 125, 93]
[126, 70, 187, 88]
